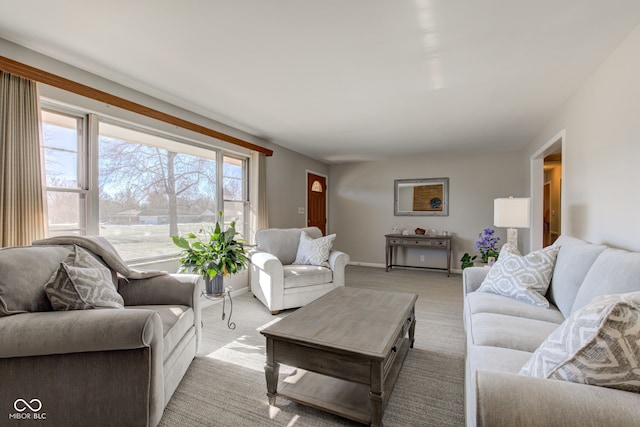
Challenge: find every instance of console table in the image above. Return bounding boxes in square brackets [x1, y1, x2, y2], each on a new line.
[385, 234, 452, 276]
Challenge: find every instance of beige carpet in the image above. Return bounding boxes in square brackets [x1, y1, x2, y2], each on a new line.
[159, 265, 465, 426]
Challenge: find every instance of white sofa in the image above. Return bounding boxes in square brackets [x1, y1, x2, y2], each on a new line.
[250, 227, 349, 314]
[462, 235, 640, 426]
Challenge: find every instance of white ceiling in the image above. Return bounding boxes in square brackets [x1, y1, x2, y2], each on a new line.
[1, 1, 639, 163]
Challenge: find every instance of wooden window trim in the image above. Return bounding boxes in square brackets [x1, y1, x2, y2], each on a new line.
[0, 56, 273, 156]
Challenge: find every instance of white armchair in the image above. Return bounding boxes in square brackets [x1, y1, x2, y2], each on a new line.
[250, 227, 350, 314]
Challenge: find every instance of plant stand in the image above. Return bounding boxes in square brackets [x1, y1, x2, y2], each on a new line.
[201, 287, 235, 329]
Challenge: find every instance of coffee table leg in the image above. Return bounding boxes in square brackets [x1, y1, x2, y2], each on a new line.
[370, 361, 384, 427]
[409, 317, 416, 349]
[265, 361, 279, 405]
[265, 338, 279, 405]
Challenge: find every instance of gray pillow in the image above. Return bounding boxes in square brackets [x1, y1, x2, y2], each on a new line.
[44, 246, 124, 310]
[520, 291, 640, 393]
[477, 244, 559, 307]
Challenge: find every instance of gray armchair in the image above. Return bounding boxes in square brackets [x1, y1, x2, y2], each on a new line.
[0, 240, 201, 427]
[250, 227, 350, 314]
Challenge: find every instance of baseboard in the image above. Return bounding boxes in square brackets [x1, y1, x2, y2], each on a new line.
[348, 261, 386, 268]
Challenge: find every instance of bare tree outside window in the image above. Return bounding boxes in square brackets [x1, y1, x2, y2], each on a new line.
[41, 108, 247, 261]
[99, 137, 216, 235]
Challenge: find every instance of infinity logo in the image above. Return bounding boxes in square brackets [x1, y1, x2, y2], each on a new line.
[14, 398, 42, 412]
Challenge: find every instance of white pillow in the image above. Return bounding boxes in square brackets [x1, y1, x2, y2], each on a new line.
[477, 244, 559, 307]
[520, 291, 640, 393]
[292, 231, 335, 267]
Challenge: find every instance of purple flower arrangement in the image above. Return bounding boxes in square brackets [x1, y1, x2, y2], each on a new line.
[476, 228, 500, 263]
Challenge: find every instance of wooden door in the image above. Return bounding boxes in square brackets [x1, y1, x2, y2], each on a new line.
[307, 173, 327, 235]
[543, 182, 551, 247]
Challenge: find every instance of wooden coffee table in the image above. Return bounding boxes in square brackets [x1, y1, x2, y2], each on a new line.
[260, 287, 417, 427]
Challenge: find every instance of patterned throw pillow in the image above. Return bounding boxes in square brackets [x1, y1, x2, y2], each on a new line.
[292, 231, 336, 267]
[44, 246, 125, 310]
[477, 244, 559, 307]
[520, 291, 640, 393]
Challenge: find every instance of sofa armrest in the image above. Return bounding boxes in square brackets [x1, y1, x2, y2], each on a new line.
[0, 309, 162, 358]
[250, 251, 284, 276]
[463, 267, 490, 295]
[329, 250, 350, 287]
[118, 273, 200, 307]
[476, 371, 640, 427]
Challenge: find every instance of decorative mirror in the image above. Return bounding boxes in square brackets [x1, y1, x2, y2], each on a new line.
[394, 177, 449, 216]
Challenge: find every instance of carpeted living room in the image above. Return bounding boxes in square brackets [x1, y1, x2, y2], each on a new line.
[2, 2, 640, 427]
[160, 265, 465, 426]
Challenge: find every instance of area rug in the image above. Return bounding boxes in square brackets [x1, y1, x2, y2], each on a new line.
[159, 265, 465, 426]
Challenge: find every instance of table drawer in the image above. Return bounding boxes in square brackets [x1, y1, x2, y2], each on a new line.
[383, 311, 415, 378]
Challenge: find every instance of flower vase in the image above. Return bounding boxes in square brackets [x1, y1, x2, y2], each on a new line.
[205, 275, 224, 296]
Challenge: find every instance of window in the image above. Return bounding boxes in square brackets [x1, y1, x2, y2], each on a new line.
[222, 155, 248, 237]
[41, 109, 87, 235]
[41, 104, 249, 261]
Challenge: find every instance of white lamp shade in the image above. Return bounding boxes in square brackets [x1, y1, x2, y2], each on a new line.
[494, 197, 531, 228]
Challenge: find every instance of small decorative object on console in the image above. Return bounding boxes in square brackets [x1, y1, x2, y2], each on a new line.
[415, 227, 426, 235]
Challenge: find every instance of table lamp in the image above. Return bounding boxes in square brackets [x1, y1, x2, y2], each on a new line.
[494, 197, 531, 248]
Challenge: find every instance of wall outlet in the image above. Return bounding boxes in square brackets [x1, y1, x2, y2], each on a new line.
[298, 207, 305, 214]
[420, 255, 425, 262]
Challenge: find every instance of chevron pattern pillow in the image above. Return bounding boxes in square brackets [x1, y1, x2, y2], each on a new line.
[477, 244, 559, 307]
[45, 245, 124, 310]
[520, 291, 640, 393]
[293, 231, 335, 267]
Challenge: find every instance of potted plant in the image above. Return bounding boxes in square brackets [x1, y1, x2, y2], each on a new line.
[460, 253, 477, 269]
[476, 228, 500, 263]
[172, 213, 249, 295]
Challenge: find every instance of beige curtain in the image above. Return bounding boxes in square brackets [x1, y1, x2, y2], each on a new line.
[0, 71, 45, 247]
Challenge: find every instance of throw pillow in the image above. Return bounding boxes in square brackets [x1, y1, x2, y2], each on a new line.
[44, 246, 124, 310]
[520, 291, 640, 393]
[292, 231, 336, 267]
[477, 244, 559, 308]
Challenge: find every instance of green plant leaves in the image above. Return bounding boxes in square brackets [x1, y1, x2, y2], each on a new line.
[172, 218, 249, 280]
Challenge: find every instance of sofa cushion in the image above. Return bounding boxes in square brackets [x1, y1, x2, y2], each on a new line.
[469, 345, 534, 376]
[477, 244, 559, 308]
[521, 291, 640, 393]
[255, 227, 322, 265]
[44, 246, 124, 310]
[571, 248, 640, 313]
[0, 245, 74, 316]
[469, 312, 560, 352]
[548, 236, 607, 317]
[466, 292, 565, 324]
[128, 305, 193, 363]
[293, 231, 335, 267]
[283, 265, 333, 289]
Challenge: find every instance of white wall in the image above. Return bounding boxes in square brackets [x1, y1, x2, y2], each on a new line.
[524, 23, 640, 252]
[264, 145, 329, 229]
[329, 150, 528, 269]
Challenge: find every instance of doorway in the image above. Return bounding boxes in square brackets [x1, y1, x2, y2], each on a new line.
[530, 130, 564, 250]
[307, 172, 327, 235]
[543, 153, 562, 246]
